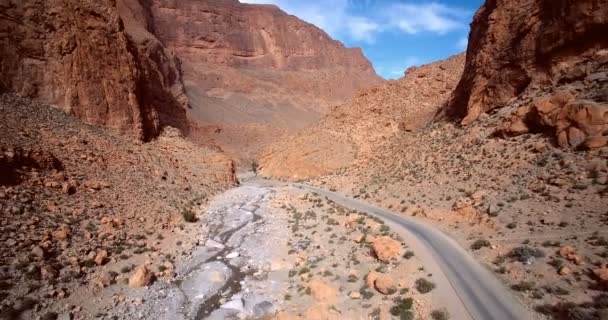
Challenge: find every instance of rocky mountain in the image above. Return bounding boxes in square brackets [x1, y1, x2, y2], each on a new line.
[146, 0, 381, 119]
[144, 0, 383, 162]
[0, 93, 236, 319]
[0, 0, 381, 162]
[445, 0, 608, 148]
[259, 54, 465, 180]
[0, 0, 189, 141]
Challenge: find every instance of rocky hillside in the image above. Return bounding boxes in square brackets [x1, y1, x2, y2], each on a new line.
[0, 0, 189, 141]
[258, 53, 465, 180]
[0, 93, 236, 319]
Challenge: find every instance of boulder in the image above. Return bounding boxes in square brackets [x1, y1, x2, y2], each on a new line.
[308, 279, 337, 304]
[129, 266, 154, 288]
[370, 236, 401, 262]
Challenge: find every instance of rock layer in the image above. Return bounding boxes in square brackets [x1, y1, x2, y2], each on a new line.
[445, 0, 608, 147]
[0, 0, 188, 140]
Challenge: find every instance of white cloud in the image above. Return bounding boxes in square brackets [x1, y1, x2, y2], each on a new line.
[241, 0, 470, 43]
[387, 3, 465, 35]
[346, 17, 381, 43]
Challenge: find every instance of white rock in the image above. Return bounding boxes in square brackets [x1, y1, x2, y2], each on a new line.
[222, 299, 244, 312]
[226, 252, 240, 259]
[206, 239, 225, 249]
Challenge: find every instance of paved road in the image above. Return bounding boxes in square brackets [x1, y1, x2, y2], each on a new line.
[294, 183, 532, 320]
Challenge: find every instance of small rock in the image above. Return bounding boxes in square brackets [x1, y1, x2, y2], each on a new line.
[95, 250, 109, 266]
[41, 265, 58, 279]
[225, 252, 239, 259]
[94, 271, 114, 288]
[221, 299, 244, 312]
[593, 265, 608, 282]
[253, 301, 275, 318]
[348, 291, 361, 299]
[559, 266, 572, 276]
[374, 274, 396, 294]
[308, 279, 337, 304]
[559, 246, 582, 264]
[487, 204, 500, 216]
[370, 236, 401, 262]
[62, 182, 76, 195]
[32, 246, 46, 259]
[57, 312, 72, 320]
[128, 266, 154, 288]
[205, 239, 225, 249]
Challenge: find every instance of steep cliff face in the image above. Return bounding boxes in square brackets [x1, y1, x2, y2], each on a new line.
[0, 0, 188, 140]
[445, 0, 608, 148]
[0, 0, 381, 153]
[145, 0, 383, 162]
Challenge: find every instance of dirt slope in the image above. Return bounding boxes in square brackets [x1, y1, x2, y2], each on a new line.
[0, 93, 236, 319]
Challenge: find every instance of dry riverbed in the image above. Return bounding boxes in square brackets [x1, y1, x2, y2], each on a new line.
[13, 182, 468, 320]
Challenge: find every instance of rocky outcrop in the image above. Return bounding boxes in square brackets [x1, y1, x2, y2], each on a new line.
[445, 0, 608, 147]
[0, 0, 188, 140]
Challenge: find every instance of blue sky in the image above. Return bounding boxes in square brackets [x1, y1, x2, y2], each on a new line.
[241, 0, 483, 79]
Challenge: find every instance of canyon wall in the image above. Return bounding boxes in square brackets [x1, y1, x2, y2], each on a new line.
[147, 0, 381, 122]
[0, 0, 188, 140]
[445, 0, 608, 147]
[0, 0, 381, 154]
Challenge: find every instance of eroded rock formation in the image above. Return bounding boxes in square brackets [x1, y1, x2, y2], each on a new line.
[446, 0, 608, 148]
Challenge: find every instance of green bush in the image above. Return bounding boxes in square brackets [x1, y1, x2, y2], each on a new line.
[511, 281, 535, 291]
[510, 246, 545, 262]
[403, 251, 415, 259]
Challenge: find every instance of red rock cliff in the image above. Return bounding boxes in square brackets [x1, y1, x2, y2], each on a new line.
[447, 0, 608, 126]
[146, 0, 383, 126]
[0, 0, 381, 145]
[0, 0, 188, 140]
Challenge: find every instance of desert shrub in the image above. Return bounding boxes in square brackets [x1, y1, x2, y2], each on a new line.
[511, 281, 535, 291]
[359, 285, 374, 299]
[390, 297, 413, 320]
[182, 209, 197, 223]
[415, 278, 436, 294]
[510, 246, 545, 262]
[471, 239, 491, 250]
[403, 251, 415, 259]
[431, 309, 450, 320]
